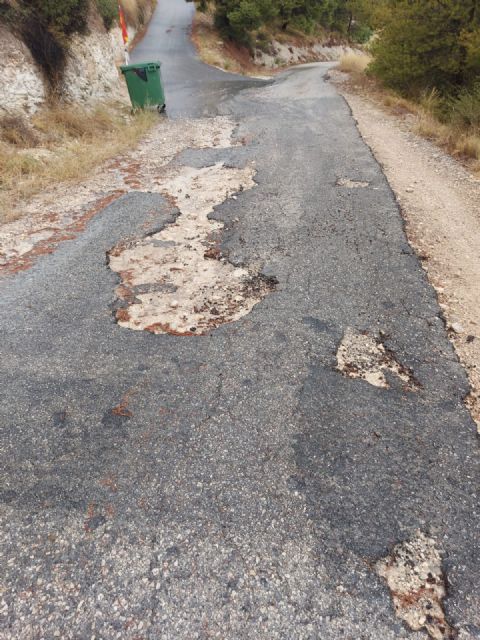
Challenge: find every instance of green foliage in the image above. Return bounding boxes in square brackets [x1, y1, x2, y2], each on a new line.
[213, 0, 278, 44]
[205, 0, 356, 44]
[24, 0, 89, 37]
[368, 0, 480, 96]
[96, 0, 118, 30]
[449, 83, 480, 129]
[349, 22, 372, 44]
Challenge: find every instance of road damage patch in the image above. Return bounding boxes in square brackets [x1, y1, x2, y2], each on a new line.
[336, 328, 419, 390]
[376, 532, 457, 640]
[0, 117, 242, 278]
[108, 162, 275, 335]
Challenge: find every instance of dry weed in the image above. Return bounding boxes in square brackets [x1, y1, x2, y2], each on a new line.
[0, 115, 40, 148]
[337, 62, 480, 170]
[0, 103, 156, 223]
[338, 52, 372, 75]
[122, 0, 153, 28]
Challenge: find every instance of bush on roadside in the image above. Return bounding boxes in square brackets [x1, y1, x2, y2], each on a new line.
[96, 0, 119, 30]
[448, 83, 480, 130]
[369, 0, 480, 97]
[203, 0, 360, 46]
[25, 0, 90, 38]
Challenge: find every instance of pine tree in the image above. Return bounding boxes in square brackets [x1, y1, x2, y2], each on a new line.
[369, 0, 480, 95]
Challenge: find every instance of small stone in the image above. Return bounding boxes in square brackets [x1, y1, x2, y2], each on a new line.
[405, 187, 414, 193]
[451, 322, 464, 334]
[170, 300, 179, 309]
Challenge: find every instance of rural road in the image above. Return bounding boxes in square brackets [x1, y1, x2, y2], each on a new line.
[1, 0, 479, 638]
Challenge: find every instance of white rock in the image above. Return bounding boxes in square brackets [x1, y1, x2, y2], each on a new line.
[1, 27, 46, 114]
[451, 322, 465, 334]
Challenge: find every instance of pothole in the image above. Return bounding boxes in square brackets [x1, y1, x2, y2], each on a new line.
[376, 532, 457, 640]
[108, 162, 275, 335]
[336, 328, 419, 390]
[336, 177, 370, 188]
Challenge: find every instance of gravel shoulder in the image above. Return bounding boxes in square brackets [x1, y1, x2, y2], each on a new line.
[331, 70, 480, 430]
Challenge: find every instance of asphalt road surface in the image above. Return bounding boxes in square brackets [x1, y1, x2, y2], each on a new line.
[1, 1, 479, 638]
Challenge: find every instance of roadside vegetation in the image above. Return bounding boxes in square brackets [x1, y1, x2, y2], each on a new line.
[0, 0, 159, 223]
[338, 0, 480, 169]
[194, 0, 480, 168]
[0, 0, 155, 89]
[0, 105, 156, 223]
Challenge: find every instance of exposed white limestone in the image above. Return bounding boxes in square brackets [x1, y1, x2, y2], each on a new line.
[109, 161, 273, 334]
[376, 532, 455, 640]
[336, 328, 418, 390]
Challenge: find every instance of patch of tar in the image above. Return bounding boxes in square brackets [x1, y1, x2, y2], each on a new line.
[336, 177, 370, 188]
[336, 328, 419, 390]
[376, 532, 457, 640]
[109, 162, 275, 335]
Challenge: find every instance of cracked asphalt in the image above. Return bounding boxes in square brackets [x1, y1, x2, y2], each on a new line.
[1, 0, 479, 638]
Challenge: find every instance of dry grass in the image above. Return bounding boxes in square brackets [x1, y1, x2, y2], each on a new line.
[338, 51, 372, 75]
[0, 103, 156, 223]
[122, 0, 155, 28]
[414, 113, 480, 166]
[337, 62, 480, 173]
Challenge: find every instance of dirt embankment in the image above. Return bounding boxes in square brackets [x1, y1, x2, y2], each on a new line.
[191, 10, 358, 76]
[331, 70, 480, 431]
[0, 1, 156, 116]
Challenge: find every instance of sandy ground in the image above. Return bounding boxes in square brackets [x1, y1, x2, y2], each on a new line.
[331, 71, 480, 431]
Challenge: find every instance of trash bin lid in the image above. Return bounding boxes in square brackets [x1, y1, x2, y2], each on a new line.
[120, 61, 161, 74]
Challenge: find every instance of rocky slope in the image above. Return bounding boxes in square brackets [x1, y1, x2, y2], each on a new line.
[0, 4, 155, 116]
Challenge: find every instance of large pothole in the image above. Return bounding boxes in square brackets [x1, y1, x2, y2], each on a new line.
[108, 162, 275, 335]
[376, 532, 457, 640]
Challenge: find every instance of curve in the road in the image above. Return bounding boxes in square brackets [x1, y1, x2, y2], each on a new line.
[131, 0, 268, 117]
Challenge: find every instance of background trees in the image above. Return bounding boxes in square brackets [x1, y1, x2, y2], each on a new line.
[200, 0, 480, 99]
[369, 0, 480, 96]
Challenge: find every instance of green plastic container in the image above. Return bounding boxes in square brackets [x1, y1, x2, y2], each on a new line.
[120, 61, 165, 111]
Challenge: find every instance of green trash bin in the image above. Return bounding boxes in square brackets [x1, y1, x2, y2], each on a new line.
[120, 61, 166, 112]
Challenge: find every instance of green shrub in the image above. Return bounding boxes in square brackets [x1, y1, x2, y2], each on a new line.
[350, 22, 372, 44]
[96, 0, 118, 30]
[448, 83, 480, 130]
[369, 0, 480, 97]
[5, 0, 90, 89]
[214, 0, 277, 44]
[26, 0, 89, 37]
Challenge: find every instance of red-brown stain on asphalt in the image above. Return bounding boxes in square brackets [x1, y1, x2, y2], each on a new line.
[111, 397, 133, 418]
[0, 190, 126, 278]
[144, 322, 198, 336]
[116, 308, 131, 323]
